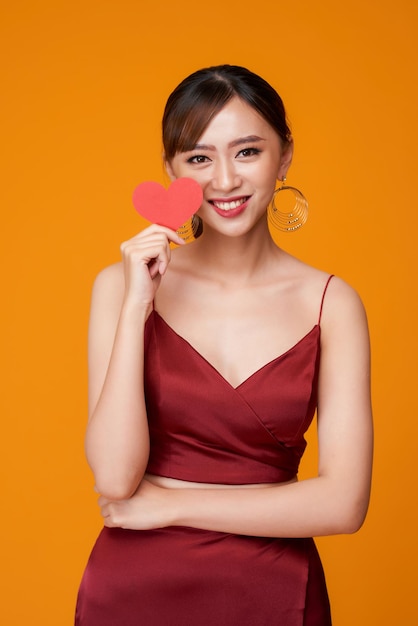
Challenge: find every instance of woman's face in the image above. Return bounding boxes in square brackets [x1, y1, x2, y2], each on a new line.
[166, 96, 293, 236]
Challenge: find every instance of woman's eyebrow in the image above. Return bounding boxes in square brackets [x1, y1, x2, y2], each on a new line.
[192, 135, 266, 151]
[229, 135, 266, 148]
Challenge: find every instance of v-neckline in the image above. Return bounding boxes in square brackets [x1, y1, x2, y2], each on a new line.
[151, 310, 319, 390]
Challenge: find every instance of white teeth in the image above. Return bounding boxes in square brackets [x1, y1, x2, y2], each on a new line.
[212, 198, 247, 210]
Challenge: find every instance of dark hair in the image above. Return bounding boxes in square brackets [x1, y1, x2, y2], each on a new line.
[162, 64, 291, 161]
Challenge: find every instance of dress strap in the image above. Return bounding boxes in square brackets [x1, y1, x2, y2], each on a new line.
[318, 275, 334, 325]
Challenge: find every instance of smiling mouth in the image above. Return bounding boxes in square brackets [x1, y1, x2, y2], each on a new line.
[210, 197, 249, 211]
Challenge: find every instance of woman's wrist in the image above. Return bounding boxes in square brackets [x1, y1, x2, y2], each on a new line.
[119, 296, 152, 326]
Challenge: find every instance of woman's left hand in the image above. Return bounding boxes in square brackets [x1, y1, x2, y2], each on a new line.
[98, 479, 173, 530]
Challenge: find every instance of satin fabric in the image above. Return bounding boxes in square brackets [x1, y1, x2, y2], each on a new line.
[145, 311, 320, 485]
[76, 277, 333, 625]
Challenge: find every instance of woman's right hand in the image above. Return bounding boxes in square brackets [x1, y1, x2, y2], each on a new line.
[120, 224, 185, 307]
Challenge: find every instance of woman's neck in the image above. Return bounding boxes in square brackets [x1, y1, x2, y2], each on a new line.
[185, 220, 282, 286]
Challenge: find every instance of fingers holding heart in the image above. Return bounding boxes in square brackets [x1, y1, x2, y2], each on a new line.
[120, 224, 184, 301]
[121, 227, 174, 277]
[122, 177, 202, 303]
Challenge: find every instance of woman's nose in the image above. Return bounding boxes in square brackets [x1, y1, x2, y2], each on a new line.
[212, 159, 241, 192]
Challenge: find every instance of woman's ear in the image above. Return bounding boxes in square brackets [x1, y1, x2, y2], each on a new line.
[277, 139, 294, 180]
[164, 156, 176, 181]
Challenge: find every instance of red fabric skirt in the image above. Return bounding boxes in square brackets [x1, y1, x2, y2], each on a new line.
[75, 526, 331, 625]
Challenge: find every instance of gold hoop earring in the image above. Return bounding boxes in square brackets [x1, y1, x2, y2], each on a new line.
[177, 214, 203, 241]
[268, 179, 308, 232]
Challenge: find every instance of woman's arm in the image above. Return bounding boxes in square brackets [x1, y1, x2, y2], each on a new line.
[99, 278, 373, 536]
[85, 225, 184, 500]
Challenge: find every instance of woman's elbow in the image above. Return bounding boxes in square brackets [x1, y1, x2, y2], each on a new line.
[334, 496, 370, 535]
[91, 465, 145, 500]
[338, 512, 366, 535]
[96, 482, 138, 501]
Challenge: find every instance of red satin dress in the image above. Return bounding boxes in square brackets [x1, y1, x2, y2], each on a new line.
[75, 277, 334, 626]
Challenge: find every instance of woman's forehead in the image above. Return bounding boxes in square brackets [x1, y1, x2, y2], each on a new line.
[195, 97, 279, 145]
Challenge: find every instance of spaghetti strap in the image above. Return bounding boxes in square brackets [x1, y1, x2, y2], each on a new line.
[318, 275, 334, 325]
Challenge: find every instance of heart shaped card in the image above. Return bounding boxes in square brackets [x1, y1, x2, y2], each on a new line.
[132, 178, 203, 230]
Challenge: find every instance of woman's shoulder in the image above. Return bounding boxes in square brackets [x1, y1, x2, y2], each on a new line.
[320, 274, 367, 329]
[285, 253, 362, 300]
[282, 253, 366, 323]
[93, 261, 124, 287]
[292, 264, 368, 342]
[90, 262, 125, 306]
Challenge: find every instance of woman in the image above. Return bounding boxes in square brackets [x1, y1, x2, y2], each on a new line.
[75, 65, 373, 625]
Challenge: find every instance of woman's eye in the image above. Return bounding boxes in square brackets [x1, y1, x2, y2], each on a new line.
[187, 155, 210, 164]
[237, 147, 261, 158]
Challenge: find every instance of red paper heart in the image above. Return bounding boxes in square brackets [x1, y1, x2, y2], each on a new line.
[132, 178, 203, 230]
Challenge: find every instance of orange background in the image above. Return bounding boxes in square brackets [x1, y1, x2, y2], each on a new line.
[1, 1, 417, 624]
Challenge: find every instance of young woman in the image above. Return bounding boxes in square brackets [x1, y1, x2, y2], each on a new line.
[75, 65, 373, 625]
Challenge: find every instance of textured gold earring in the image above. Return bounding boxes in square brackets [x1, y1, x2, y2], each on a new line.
[268, 178, 308, 232]
[177, 214, 203, 241]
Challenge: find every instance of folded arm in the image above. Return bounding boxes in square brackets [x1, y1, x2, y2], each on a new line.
[100, 278, 373, 537]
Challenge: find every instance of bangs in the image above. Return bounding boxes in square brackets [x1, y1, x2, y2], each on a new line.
[163, 80, 234, 160]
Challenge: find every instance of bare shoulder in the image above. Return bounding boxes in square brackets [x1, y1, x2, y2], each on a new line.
[285, 253, 365, 314]
[93, 261, 124, 291]
[321, 275, 368, 327]
[277, 253, 332, 302]
[318, 274, 370, 361]
[280, 253, 368, 333]
[89, 262, 125, 320]
[91, 262, 124, 300]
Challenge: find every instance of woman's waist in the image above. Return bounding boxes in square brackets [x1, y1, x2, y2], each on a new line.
[144, 472, 298, 490]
